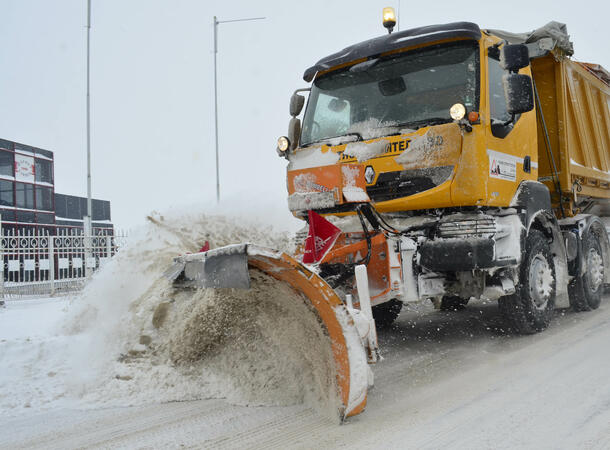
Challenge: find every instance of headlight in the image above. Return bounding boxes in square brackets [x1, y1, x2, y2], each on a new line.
[450, 103, 466, 121]
[277, 136, 290, 153]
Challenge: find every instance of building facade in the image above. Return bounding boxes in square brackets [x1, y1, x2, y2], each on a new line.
[0, 138, 112, 234]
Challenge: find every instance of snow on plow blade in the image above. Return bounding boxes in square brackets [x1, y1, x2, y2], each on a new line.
[164, 243, 371, 419]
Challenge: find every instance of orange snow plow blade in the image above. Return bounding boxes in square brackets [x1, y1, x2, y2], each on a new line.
[164, 244, 371, 418]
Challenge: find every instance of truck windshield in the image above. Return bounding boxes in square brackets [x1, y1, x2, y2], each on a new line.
[301, 41, 479, 146]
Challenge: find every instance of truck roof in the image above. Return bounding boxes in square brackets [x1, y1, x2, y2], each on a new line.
[303, 21, 582, 83]
[302, 21, 481, 82]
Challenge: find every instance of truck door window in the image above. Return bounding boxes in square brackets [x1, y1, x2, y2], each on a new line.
[303, 92, 351, 144]
[488, 49, 518, 138]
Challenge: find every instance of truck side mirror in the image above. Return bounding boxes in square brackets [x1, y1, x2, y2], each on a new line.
[288, 117, 301, 150]
[503, 73, 534, 115]
[290, 93, 305, 117]
[500, 44, 530, 72]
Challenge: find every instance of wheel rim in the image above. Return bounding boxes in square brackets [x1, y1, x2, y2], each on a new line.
[586, 248, 604, 292]
[529, 253, 554, 310]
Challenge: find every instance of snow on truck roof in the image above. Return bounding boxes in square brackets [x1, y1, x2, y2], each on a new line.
[303, 21, 579, 83]
[485, 21, 574, 56]
[487, 22, 610, 86]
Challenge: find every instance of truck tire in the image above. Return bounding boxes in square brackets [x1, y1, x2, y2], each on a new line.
[569, 231, 604, 311]
[499, 229, 556, 334]
[440, 296, 469, 311]
[372, 299, 402, 329]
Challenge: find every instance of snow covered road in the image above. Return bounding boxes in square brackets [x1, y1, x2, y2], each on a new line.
[2, 296, 610, 449]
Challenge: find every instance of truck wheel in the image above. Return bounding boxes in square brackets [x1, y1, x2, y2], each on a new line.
[499, 229, 556, 334]
[440, 296, 469, 311]
[372, 299, 403, 329]
[569, 231, 604, 312]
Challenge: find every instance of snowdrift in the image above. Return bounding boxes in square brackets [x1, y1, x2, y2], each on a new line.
[53, 210, 341, 418]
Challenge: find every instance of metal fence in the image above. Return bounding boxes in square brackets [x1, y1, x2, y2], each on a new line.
[0, 226, 128, 298]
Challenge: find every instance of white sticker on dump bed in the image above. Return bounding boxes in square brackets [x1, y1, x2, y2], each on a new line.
[488, 149, 517, 181]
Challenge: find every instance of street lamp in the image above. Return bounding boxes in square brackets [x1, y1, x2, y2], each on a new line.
[213, 15, 265, 203]
[85, 0, 93, 277]
[86, 0, 92, 231]
[397, 1, 402, 31]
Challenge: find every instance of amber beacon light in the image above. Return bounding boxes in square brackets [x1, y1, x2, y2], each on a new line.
[382, 7, 396, 34]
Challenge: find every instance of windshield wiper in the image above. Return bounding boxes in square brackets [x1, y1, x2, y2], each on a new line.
[396, 117, 453, 130]
[371, 118, 453, 138]
[302, 132, 363, 148]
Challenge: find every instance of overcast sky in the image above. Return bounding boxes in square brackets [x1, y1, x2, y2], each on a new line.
[1, 0, 608, 229]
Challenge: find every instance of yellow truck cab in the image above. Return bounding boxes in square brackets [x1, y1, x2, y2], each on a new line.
[277, 19, 610, 334]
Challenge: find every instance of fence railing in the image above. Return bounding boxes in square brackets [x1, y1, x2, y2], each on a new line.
[0, 227, 128, 298]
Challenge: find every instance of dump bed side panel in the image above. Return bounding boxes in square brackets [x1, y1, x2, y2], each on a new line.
[533, 56, 610, 207]
[562, 59, 610, 199]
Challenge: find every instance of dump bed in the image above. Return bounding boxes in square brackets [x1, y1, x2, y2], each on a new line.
[532, 54, 610, 208]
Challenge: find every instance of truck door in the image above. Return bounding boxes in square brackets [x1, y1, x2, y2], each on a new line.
[485, 44, 538, 206]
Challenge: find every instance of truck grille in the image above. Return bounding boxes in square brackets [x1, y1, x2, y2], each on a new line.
[367, 166, 453, 203]
[438, 217, 497, 238]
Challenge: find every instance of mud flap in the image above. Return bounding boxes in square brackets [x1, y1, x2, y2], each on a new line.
[166, 243, 371, 419]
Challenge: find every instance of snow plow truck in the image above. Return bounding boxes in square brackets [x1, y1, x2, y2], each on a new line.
[167, 11, 610, 418]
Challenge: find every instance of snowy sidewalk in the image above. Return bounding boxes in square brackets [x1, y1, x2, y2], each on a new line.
[0, 297, 77, 416]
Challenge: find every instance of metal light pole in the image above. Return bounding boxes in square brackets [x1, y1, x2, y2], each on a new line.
[213, 15, 265, 203]
[85, 0, 93, 277]
[86, 0, 92, 233]
[397, 0, 401, 31]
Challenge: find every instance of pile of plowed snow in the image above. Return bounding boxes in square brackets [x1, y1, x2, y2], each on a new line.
[59, 210, 340, 418]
